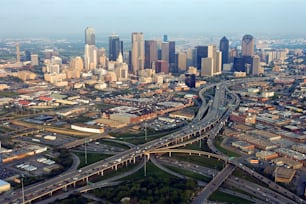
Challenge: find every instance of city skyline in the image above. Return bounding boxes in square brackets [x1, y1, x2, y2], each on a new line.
[1, 0, 306, 37]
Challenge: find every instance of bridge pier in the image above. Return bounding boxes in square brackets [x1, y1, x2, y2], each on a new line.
[133, 157, 136, 163]
[115, 165, 118, 170]
[50, 191, 52, 196]
[64, 185, 67, 191]
[169, 152, 172, 157]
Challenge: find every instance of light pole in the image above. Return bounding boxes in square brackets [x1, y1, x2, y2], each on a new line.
[144, 122, 147, 141]
[144, 156, 147, 177]
[84, 139, 88, 165]
[21, 176, 25, 204]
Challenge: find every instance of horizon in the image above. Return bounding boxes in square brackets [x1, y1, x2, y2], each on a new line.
[1, 0, 306, 38]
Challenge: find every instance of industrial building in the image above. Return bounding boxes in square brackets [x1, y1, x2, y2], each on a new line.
[231, 141, 255, 154]
[0, 180, 10, 193]
[256, 151, 279, 160]
[274, 167, 296, 183]
[272, 157, 303, 169]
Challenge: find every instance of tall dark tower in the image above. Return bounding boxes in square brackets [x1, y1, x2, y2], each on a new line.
[196, 46, 209, 70]
[219, 36, 229, 69]
[169, 41, 176, 73]
[109, 33, 120, 61]
[144, 40, 158, 68]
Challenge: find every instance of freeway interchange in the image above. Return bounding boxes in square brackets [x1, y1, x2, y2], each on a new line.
[1, 77, 305, 204]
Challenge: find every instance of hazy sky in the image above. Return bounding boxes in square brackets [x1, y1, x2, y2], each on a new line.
[1, 0, 305, 37]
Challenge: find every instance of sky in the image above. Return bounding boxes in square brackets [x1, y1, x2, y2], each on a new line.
[1, 0, 306, 38]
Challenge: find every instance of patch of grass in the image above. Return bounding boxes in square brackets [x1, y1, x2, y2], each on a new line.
[214, 136, 241, 157]
[99, 139, 130, 150]
[164, 165, 211, 182]
[169, 154, 225, 170]
[74, 152, 111, 168]
[183, 140, 211, 152]
[209, 190, 254, 204]
[233, 168, 267, 187]
[0, 91, 19, 97]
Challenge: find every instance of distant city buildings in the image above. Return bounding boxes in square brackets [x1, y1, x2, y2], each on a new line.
[219, 36, 229, 70]
[84, 27, 97, 70]
[109, 33, 121, 61]
[131, 32, 145, 75]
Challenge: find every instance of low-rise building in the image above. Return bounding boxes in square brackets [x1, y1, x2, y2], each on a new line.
[232, 141, 254, 154]
[0, 180, 11, 193]
[272, 157, 303, 169]
[256, 151, 279, 160]
[274, 167, 296, 183]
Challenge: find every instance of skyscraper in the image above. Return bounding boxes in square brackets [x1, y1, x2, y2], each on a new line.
[161, 42, 169, 62]
[109, 33, 120, 61]
[168, 41, 176, 72]
[219, 36, 229, 69]
[16, 43, 20, 63]
[85, 27, 95, 45]
[242, 34, 254, 56]
[84, 27, 97, 70]
[196, 46, 213, 70]
[131, 32, 144, 74]
[144, 40, 158, 68]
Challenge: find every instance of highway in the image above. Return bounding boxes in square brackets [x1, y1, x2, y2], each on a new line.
[1, 77, 304, 204]
[192, 164, 236, 204]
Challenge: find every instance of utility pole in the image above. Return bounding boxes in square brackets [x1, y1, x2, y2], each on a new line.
[144, 156, 147, 177]
[199, 127, 202, 149]
[21, 176, 25, 204]
[84, 139, 88, 164]
[144, 122, 147, 141]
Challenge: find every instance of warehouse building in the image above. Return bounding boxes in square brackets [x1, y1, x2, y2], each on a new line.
[0, 179, 11, 193]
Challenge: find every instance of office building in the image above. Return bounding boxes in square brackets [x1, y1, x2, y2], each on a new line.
[201, 58, 214, 76]
[85, 26, 95, 45]
[169, 41, 176, 73]
[31, 54, 39, 66]
[219, 36, 229, 69]
[187, 48, 197, 67]
[185, 73, 196, 88]
[176, 52, 187, 72]
[84, 27, 97, 70]
[242, 34, 254, 56]
[131, 32, 144, 74]
[196, 45, 213, 70]
[214, 51, 222, 75]
[16, 43, 20, 63]
[163, 34, 168, 42]
[161, 42, 169, 62]
[144, 40, 158, 68]
[109, 33, 120, 61]
[153, 60, 169, 74]
[24, 50, 31, 61]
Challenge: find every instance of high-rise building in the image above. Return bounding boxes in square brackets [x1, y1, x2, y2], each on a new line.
[144, 40, 158, 68]
[201, 58, 214, 76]
[24, 50, 31, 61]
[251, 55, 260, 75]
[219, 36, 229, 69]
[176, 52, 187, 72]
[214, 51, 222, 75]
[242, 34, 254, 56]
[109, 33, 120, 61]
[154, 60, 169, 74]
[84, 27, 97, 70]
[196, 46, 213, 70]
[185, 73, 196, 88]
[85, 27, 95, 45]
[163, 34, 168, 42]
[131, 32, 144, 74]
[31, 54, 39, 66]
[16, 43, 20, 63]
[168, 41, 176, 72]
[196, 45, 216, 70]
[161, 42, 169, 62]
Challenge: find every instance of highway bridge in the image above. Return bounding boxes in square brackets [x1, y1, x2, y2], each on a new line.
[1, 77, 304, 204]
